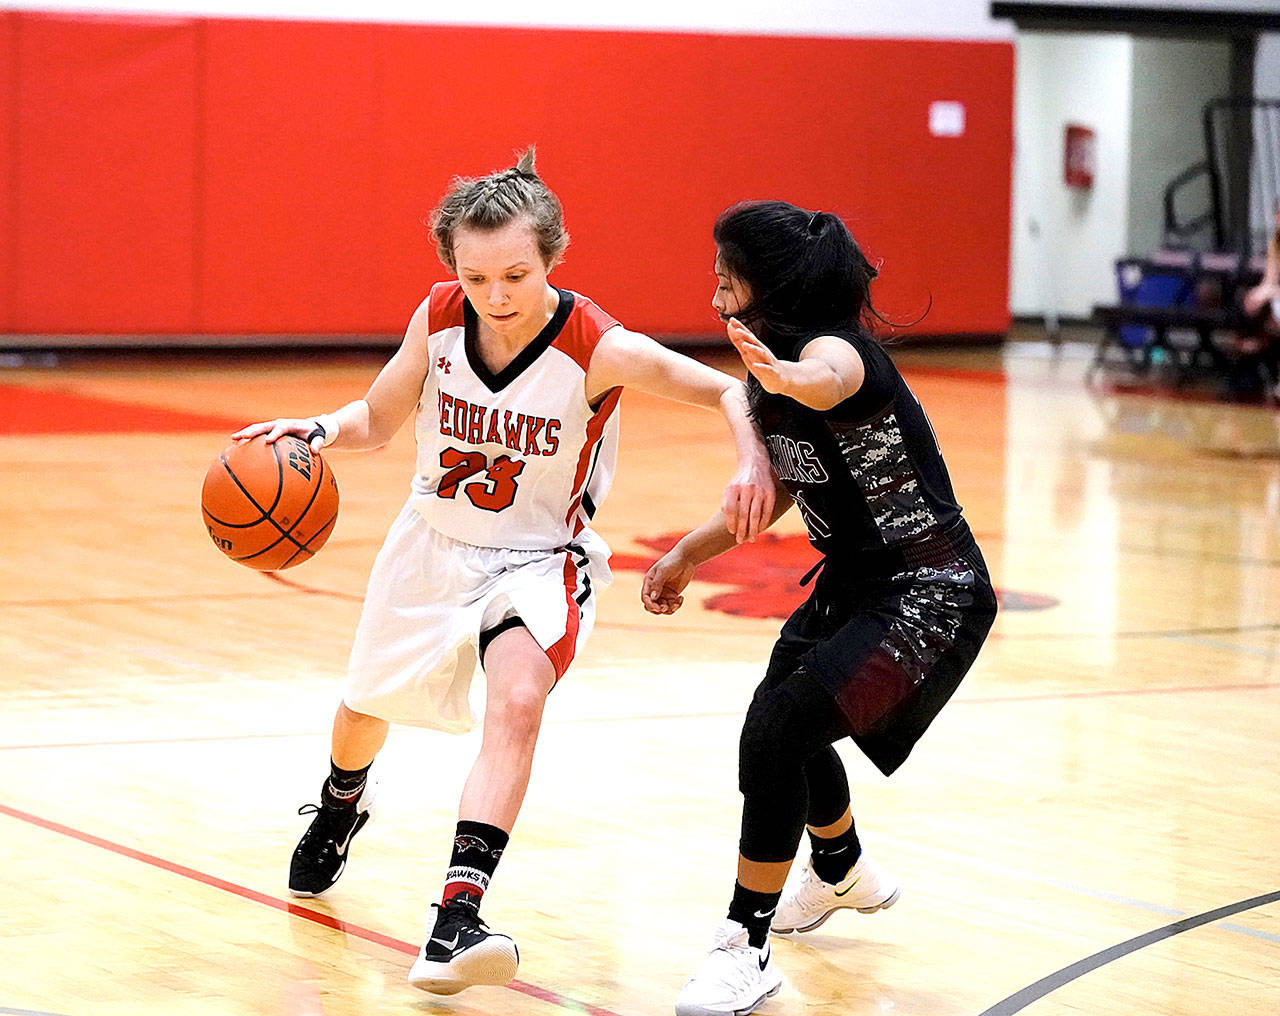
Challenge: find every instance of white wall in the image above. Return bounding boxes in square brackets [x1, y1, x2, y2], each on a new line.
[0, 0, 1013, 38]
[1127, 37, 1231, 255]
[1259, 33, 1280, 96]
[1010, 33, 1134, 319]
[1254, 34, 1280, 240]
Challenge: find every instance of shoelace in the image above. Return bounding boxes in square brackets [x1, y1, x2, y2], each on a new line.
[792, 864, 837, 909]
[431, 902, 490, 934]
[296, 802, 353, 846]
[703, 926, 761, 993]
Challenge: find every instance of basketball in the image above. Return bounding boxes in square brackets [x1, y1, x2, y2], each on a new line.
[201, 435, 340, 570]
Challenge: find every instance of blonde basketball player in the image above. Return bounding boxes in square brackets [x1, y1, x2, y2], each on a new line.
[232, 148, 774, 996]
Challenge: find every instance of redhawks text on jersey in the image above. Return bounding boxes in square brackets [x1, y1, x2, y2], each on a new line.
[410, 281, 622, 551]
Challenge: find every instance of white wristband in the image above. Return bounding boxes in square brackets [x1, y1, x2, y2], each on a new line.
[310, 413, 340, 448]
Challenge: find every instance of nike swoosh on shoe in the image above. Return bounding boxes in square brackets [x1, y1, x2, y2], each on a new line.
[833, 876, 863, 897]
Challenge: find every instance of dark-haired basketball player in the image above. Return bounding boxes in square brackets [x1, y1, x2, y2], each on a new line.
[643, 201, 997, 1016]
[233, 150, 774, 997]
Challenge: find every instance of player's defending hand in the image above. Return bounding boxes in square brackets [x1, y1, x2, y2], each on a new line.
[232, 418, 327, 453]
[642, 550, 697, 615]
[726, 317, 791, 395]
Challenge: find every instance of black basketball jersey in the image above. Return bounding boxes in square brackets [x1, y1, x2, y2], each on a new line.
[750, 329, 964, 567]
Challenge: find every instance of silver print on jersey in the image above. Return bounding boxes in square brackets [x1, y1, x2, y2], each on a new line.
[830, 410, 938, 543]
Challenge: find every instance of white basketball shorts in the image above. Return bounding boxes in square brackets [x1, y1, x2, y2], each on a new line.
[343, 502, 611, 733]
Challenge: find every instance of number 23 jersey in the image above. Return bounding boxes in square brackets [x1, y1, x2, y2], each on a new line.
[409, 281, 622, 551]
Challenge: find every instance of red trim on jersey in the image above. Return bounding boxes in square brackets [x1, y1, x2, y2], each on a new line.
[551, 294, 620, 373]
[544, 552, 582, 681]
[564, 385, 622, 536]
[428, 280, 466, 332]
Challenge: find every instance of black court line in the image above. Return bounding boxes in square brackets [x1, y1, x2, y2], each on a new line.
[993, 621, 1280, 641]
[968, 530, 1280, 573]
[0, 1008, 72, 1016]
[978, 889, 1280, 1016]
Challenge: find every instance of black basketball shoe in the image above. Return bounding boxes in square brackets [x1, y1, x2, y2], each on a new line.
[407, 901, 519, 995]
[287, 781, 376, 898]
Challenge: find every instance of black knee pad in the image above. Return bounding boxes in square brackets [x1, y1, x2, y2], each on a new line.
[738, 670, 844, 862]
[738, 691, 790, 799]
[738, 671, 833, 798]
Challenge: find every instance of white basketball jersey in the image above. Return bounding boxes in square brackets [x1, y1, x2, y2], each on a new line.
[409, 281, 622, 551]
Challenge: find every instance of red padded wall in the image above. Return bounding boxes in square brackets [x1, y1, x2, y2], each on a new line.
[5, 12, 1013, 339]
[2, 13, 16, 332]
[13, 12, 199, 332]
[199, 19, 383, 333]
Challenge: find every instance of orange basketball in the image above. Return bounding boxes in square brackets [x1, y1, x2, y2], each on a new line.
[201, 435, 339, 570]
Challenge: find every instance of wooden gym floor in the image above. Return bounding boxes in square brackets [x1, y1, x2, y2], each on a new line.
[1, 340, 1277, 1015]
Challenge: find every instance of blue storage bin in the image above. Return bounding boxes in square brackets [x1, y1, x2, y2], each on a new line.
[1114, 259, 1196, 350]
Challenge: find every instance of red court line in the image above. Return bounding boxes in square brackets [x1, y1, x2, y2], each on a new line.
[3, 591, 307, 608]
[0, 801, 627, 1016]
[0, 384, 244, 434]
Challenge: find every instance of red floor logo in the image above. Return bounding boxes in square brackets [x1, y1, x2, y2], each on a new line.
[610, 532, 1057, 620]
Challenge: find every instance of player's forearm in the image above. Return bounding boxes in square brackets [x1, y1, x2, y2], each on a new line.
[718, 382, 768, 466]
[676, 491, 794, 567]
[317, 399, 381, 451]
[672, 512, 741, 567]
[775, 359, 847, 410]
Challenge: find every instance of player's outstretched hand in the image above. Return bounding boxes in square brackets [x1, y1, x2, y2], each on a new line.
[726, 317, 790, 395]
[642, 550, 697, 615]
[232, 418, 326, 453]
[723, 454, 775, 544]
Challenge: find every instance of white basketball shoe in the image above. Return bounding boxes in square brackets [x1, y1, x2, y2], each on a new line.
[675, 919, 782, 1016]
[771, 851, 900, 934]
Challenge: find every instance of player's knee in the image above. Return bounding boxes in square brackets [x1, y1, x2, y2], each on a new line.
[738, 689, 800, 796]
[337, 701, 385, 731]
[739, 675, 836, 797]
[486, 676, 550, 735]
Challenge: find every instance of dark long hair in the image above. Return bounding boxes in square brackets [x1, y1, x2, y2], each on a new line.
[713, 200, 885, 358]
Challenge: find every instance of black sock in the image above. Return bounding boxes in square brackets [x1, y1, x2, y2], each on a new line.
[727, 882, 782, 948]
[808, 823, 862, 883]
[322, 759, 371, 809]
[442, 820, 510, 911]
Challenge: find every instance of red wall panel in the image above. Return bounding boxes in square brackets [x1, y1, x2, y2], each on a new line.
[855, 40, 1014, 335]
[14, 12, 199, 332]
[6, 14, 1013, 339]
[1, 13, 17, 332]
[199, 19, 383, 333]
[371, 27, 1013, 338]
[374, 25, 567, 334]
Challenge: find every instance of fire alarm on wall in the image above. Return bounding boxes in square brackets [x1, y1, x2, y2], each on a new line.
[1063, 124, 1095, 189]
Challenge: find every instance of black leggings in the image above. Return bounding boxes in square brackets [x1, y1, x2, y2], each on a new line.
[737, 668, 852, 862]
[736, 546, 998, 864]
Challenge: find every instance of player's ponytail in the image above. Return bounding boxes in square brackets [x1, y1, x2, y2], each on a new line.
[714, 201, 887, 356]
[430, 146, 570, 271]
